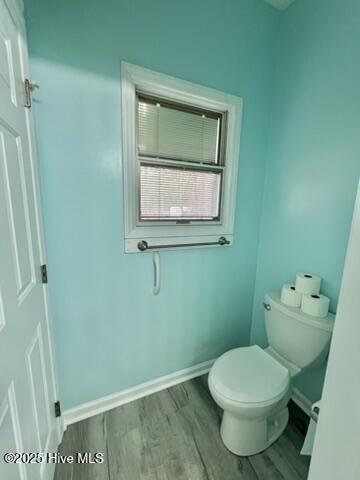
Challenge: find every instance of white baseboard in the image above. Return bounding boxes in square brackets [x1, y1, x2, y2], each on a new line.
[63, 359, 215, 427]
[292, 387, 312, 417]
[63, 357, 313, 427]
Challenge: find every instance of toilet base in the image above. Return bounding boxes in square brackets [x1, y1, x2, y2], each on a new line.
[220, 406, 289, 456]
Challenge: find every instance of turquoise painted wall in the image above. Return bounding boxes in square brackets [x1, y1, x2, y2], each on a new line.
[25, 0, 278, 409]
[251, 0, 360, 401]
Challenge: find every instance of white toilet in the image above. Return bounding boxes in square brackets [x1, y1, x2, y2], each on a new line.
[208, 292, 335, 456]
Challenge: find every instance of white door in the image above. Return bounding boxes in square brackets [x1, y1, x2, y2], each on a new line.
[308, 183, 360, 479]
[0, 1, 60, 480]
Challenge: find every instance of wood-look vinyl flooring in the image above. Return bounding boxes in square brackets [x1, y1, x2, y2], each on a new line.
[55, 376, 310, 480]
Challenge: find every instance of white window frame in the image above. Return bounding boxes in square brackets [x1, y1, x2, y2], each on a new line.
[121, 62, 243, 253]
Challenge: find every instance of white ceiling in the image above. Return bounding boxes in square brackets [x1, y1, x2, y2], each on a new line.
[264, 0, 296, 10]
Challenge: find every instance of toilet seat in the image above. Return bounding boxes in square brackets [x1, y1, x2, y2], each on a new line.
[210, 345, 290, 405]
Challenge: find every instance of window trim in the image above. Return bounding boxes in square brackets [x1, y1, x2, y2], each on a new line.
[121, 62, 243, 253]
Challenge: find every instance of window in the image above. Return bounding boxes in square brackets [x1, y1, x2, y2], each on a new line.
[140, 164, 221, 221]
[121, 63, 243, 253]
[138, 94, 225, 223]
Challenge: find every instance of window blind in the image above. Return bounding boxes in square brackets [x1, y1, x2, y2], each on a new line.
[138, 96, 221, 164]
[140, 164, 221, 221]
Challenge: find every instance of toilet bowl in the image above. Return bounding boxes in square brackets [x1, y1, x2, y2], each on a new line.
[209, 292, 335, 456]
[209, 345, 291, 456]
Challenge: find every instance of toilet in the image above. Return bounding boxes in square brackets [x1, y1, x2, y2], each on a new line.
[208, 292, 335, 456]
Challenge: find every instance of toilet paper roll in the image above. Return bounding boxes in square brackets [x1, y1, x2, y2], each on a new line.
[295, 273, 321, 295]
[301, 294, 330, 318]
[281, 284, 302, 307]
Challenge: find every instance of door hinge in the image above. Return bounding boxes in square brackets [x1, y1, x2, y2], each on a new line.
[54, 401, 61, 418]
[24, 78, 39, 109]
[41, 264, 48, 284]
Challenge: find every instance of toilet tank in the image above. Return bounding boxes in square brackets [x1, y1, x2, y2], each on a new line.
[264, 293, 335, 369]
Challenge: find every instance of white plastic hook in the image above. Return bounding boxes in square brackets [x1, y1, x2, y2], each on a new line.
[152, 251, 160, 295]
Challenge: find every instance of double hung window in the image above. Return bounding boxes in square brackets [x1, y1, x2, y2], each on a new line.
[121, 63, 243, 252]
[138, 94, 225, 223]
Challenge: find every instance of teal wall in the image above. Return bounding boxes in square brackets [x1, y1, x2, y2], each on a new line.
[251, 0, 360, 401]
[25, 0, 278, 409]
[25, 0, 360, 409]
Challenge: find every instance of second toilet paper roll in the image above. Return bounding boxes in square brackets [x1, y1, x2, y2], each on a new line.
[301, 294, 330, 318]
[281, 284, 302, 307]
[295, 273, 321, 295]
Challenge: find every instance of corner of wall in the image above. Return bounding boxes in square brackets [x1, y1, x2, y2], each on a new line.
[249, 12, 283, 344]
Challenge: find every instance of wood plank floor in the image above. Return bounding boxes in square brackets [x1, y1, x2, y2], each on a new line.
[54, 376, 310, 480]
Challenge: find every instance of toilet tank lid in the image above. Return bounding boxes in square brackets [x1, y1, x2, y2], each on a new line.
[266, 293, 335, 332]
